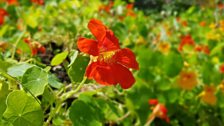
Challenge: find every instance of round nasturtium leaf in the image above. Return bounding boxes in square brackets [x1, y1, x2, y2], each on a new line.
[162, 51, 183, 77]
[3, 91, 44, 126]
[69, 100, 102, 126]
[50, 51, 69, 66]
[22, 66, 48, 96]
[7, 63, 34, 77]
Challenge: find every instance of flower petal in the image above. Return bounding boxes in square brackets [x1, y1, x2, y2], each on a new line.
[98, 30, 120, 52]
[148, 99, 159, 105]
[86, 61, 116, 85]
[114, 48, 139, 70]
[95, 62, 117, 85]
[113, 64, 135, 89]
[86, 62, 97, 78]
[88, 19, 107, 42]
[86, 61, 135, 89]
[77, 37, 98, 56]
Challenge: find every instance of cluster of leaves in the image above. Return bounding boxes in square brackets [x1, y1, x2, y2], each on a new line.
[1, 0, 224, 126]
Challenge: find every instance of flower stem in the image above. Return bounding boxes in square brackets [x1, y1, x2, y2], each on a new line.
[44, 77, 87, 126]
[144, 115, 155, 126]
[60, 77, 87, 101]
[0, 71, 19, 83]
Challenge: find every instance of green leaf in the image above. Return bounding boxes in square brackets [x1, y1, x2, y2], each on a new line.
[22, 66, 48, 96]
[68, 55, 90, 83]
[0, 25, 9, 37]
[22, 7, 41, 28]
[162, 51, 183, 77]
[68, 50, 78, 67]
[3, 91, 43, 126]
[48, 74, 63, 89]
[0, 60, 12, 72]
[51, 51, 69, 66]
[210, 43, 224, 56]
[69, 100, 102, 126]
[0, 82, 10, 118]
[7, 63, 33, 77]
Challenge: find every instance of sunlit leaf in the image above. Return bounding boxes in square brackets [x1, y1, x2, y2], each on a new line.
[22, 66, 48, 96]
[3, 91, 43, 126]
[51, 51, 69, 66]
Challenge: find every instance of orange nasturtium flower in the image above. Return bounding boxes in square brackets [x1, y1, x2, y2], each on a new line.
[147, 99, 170, 123]
[200, 85, 217, 105]
[218, 80, 224, 93]
[218, 2, 224, 10]
[0, 8, 8, 25]
[0, 42, 8, 51]
[176, 17, 188, 27]
[158, 42, 170, 54]
[77, 19, 139, 89]
[178, 35, 195, 52]
[176, 71, 198, 90]
[126, 3, 136, 17]
[199, 21, 206, 27]
[99, 1, 114, 14]
[31, 0, 44, 5]
[24, 38, 46, 56]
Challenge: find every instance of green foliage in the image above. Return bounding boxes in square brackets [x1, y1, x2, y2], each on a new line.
[3, 91, 43, 126]
[22, 66, 48, 96]
[0, 0, 224, 126]
[51, 51, 69, 66]
[68, 55, 90, 83]
[162, 51, 183, 77]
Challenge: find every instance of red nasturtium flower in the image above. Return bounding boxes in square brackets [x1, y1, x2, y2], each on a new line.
[6, 0, 18, 5]
[178, 35, 195, 52]
[147, 99, 170, 123]
[24, 37, 46, 56]
[0, 8, 8, 25]
[77, 19, 139, 89]
[31, 0, 44, 5]
[219, 64, 224, 74]
[194, 44, 210, 55]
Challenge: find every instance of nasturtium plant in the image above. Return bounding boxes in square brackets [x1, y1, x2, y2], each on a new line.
[3, 91, 44, 126]
[0, 82, 10, 118]
[50, 51, 69, 66]
[22, 66, 48, 96]
[0, 0, 224, 125]
[68, 55, 90, 83]
[7, 63, 33, 77]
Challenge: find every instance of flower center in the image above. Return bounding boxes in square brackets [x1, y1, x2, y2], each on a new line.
[98, 50, 117, 63]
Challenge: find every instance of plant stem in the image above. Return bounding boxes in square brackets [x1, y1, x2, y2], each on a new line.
[117, 111, 131, 122]
[44, 77, 87, 126]
[60, 77, 87, 101]
[0, 71, 19, 83]
[144, 115, 155, 126]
